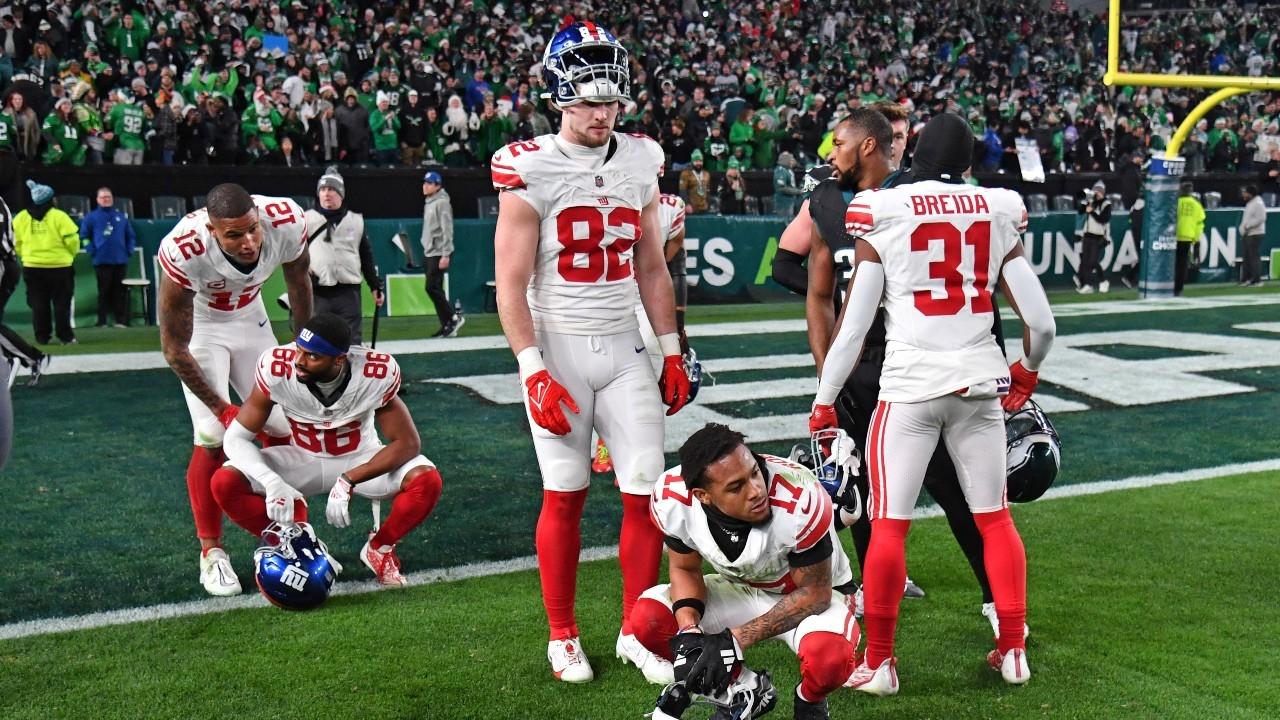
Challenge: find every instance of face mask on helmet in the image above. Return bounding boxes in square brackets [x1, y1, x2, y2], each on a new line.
[542, 23, 630, 106]
[809, 428, 862, 518]
[254, 522, 338, 610]
[1004, 400, 1061, 503]
[683, 348, 703, 403]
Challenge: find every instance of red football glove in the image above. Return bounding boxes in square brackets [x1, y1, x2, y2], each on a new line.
[659, 354, 692, 416]
[525, 370, 579, 436]
[1002, 360, 1039, 412]
[218, 404, 241, 428]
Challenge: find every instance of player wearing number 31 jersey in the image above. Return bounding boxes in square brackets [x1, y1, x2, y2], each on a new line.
[213, 313, 442, 587]
[157, 184, 315, 599]
[811, 113, 1056, 693]
[493, 21, 690, 686]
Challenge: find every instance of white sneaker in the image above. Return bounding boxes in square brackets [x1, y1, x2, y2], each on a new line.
[1075, 285, 1094, 295]
[988, 647, 1031, 685]
[844, 657, 898, 696]
[199, 548, 242, 597]
[981, 602, 1030, 640]
[616, 632, 674, 684]
[1099, 280, 1110, 293]
[446, 314, 466, 337]
[548, 636, 594, 683]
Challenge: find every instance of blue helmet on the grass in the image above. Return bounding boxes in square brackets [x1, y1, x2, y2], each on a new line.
[254, 522, 337, 610]
[541, 22, 630, 106]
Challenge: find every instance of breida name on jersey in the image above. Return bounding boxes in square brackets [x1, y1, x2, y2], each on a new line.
[157, 196, 308, 323]
[846, 180, 1028, 402]
[650, 454, 853, 594]
[490, 133, 664, 335]
[254, 344, 402, 458]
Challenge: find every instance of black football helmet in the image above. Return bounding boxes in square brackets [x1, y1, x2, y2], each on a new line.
[1004, 400, 1061, 503]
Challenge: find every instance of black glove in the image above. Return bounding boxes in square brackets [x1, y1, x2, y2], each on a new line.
[669, 630, 706, 686]
[672, 628, 742, 695]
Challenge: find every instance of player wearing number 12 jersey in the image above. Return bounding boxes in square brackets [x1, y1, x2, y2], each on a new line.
[492, 22, 691, 685]
[811, 113, 1056, 693]
[213, 313, 442, 587]
[157, 184, 314, 598]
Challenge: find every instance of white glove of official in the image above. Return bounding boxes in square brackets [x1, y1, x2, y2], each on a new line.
[261, 474, 305, 524]
[327, 474, 354, 528]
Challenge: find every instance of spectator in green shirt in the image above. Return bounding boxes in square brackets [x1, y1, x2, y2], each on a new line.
[370, 91, 402, 166]
[241, 89, 283, 153]
[41, 99, 86, 167]
[104, 90, 148, 165]
[105, 10, 150, 63]
[473, 100, 514, 167]
[729, 107, 755, 167]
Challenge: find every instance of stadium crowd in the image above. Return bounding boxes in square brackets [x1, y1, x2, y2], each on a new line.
[0, 0, 1277, 184]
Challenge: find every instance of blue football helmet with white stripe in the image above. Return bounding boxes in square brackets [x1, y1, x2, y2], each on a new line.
[254, 522, 337, 610]
[541, 22, 630, 106]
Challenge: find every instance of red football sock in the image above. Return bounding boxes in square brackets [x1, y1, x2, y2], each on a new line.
[210, 467, 308, 536]
[618, 492, 663, 635]
[973, 509, 1027, 653]
[372, 468, 443, 548]
[537, 488, 588, 641]
[187, 446, 226, 540]
[863, 517, 911, 668]
[629, 597, 677, 661]
[797, 631, 859, 702]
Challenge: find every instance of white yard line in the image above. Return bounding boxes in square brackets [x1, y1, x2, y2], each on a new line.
[3, 458, 1277, 642]
[37, 292, 1280, 376]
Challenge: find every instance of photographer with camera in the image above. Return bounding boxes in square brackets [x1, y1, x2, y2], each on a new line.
[1076, 180, 1112, 294]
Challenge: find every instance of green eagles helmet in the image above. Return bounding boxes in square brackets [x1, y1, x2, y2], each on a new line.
[1004, 400, 1060, 503]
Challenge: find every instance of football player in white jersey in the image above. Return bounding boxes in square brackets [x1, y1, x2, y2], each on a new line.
[632, 423, 859, 720]
[810, 113, 1056, 692]
[492, 22, 691, 684]
[213, 313, 443, 587]
[157, 183, 314, 597]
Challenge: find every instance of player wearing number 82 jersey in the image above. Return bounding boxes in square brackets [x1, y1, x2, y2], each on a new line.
[157, 184, 315, 599]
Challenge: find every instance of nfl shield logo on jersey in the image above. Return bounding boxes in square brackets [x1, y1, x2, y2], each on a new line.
[594, 175, 604, 187]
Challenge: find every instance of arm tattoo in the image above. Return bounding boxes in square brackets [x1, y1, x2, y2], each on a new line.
[159, 288, 225, 413]
[732, 559, 832, 648]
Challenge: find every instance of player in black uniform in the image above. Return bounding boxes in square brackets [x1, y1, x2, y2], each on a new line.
[777, 109, 1002, 623]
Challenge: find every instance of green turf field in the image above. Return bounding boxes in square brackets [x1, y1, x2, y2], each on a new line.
[3, 287, 1280, 718]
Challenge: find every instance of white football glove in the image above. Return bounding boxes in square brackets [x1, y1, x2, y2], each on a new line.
[326, 474, 354, 528]
[261, 474, 305, 524]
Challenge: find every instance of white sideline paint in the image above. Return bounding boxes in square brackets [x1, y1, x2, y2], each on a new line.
[36, 293, 1280, 376]
[4, 458, 1278, 643]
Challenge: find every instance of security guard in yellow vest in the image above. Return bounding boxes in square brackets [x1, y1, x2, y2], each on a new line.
[1175, 182, 1206, 296]
[305, 167, 384, 342]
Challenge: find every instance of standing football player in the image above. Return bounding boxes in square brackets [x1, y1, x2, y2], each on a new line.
[811, 113, 1056, 692]
[633, 423, 859, 720]
[492, 22, 691, 684]
[212, 313, 443, 586]
[157, 183, 313, 597]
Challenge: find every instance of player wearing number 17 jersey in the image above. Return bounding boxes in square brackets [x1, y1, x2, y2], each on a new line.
[810, 113, 1056, 692]
[157, 183, 314, 598]
[492, 21, 691, 685]
[213, 313, 442, 587]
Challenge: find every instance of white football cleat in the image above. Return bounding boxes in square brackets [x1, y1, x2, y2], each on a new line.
[988, 647, 1031, 685]
[199, 548, 242, 597]
[844, 657, 898, 696]
[548, 636, 594, 683]
[615, 632, 674, 684]
[981, 602, 1030, 640]
[1099, 280, 1111, 294]
[360, 539, 407, 587]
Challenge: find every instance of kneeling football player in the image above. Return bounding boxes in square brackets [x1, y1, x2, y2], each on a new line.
[214, 313, 443, 587]
[632, 423, 859, 720]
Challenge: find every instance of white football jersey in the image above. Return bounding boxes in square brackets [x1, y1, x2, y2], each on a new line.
[491, 132, 664, 335]
[846, 181, 1027, 402]
[650, 454, 853, 594]
[157, 196, 308, 323]
[658, 193, 686, 243]
[253, 344, 402, 458]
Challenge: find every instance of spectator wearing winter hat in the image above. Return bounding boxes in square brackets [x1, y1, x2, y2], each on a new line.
[334, 87, 371, 163]
[40, 98, 85, 166]
[679, 149, 712, 214]
[719, 158, 748, 215]
[370, 90, 401, 166]
[104, 89, 148, 165]
[240, 88, 283, 155]
[307, 99, 341, 165]
[14, 180, 81, 344]
[419, 171, 460, 338]
[304, 167, 384, 343]
[772, 151, 802, 218]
